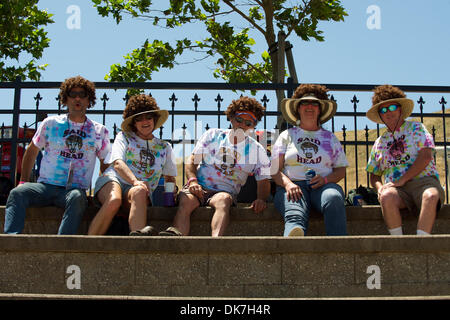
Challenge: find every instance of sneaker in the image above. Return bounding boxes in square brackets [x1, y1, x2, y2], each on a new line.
[129, 225, 158, 236]
[288, 226, 305, 237]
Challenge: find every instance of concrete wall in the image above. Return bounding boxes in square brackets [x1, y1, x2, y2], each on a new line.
[1, 204, 450, 236]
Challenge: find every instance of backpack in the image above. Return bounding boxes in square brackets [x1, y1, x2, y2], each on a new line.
[345, 185, 379, 206]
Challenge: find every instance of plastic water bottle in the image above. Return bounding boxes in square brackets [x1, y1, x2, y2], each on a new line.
[305, 169, 316, 187]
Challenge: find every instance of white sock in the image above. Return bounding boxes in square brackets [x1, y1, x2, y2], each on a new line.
[417, 229, 430, 235]
[388, 227, 403, 235]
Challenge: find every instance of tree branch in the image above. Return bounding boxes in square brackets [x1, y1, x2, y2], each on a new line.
[222, 0, 266, 35]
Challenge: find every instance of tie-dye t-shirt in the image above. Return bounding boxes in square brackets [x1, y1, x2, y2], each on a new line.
[32, 115, 111, 190]
[192, 129, 271, 195]
[103, 131, 177, 196]
[366, 121, 438, 182]
[271, 127, 348, 180]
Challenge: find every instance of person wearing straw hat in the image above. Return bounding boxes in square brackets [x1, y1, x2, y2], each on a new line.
[159, 96, 271, 237]
[271, 84, 349, 236]
[4, 75, 111, 235]
[366, 85, 444, 235]
[88, 94, 177, 236]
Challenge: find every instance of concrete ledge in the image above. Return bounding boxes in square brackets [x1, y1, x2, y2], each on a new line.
[0, 235, 449, 298]
[1, 204, 450, 236]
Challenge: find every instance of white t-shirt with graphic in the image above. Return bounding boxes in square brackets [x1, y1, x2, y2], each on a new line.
[192, 128, 271, 195]
[103, 131, 177, 196]
[271, 127, 349, 181]
[32, 114, 111, 190]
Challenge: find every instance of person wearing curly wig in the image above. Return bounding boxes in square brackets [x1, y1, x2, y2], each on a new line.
[366, 85, 444, 235]
[271, 84, 349, 236]
[160, 96, 271, 237]
[4, 76, 111, 235]
[88, 94, 177, 236]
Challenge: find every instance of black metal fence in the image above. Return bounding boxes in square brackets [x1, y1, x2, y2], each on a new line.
[1, 78, 450, 202]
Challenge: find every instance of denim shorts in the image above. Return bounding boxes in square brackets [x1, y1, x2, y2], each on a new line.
[93, 174, 132, 207]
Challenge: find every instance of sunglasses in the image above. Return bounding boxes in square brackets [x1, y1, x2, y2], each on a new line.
[379, 104, 400, 114]
[68, 90, 88, 99]
[134, 113, 155, 122]
[235, 116, 255, 127]
[299, 100, 320, 107]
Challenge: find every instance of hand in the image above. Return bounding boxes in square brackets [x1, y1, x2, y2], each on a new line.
[310, 175, 327, 189]
[188, 181, 204, 202]
[285, 182, 302, 202]
[376, 182, 395, 200]
[132, 180, 149, 195]
[250, 199, 267, 213]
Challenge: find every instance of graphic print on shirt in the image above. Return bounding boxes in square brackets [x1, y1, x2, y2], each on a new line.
[139, 148, 156, 170]
[297, 137, 322, 165]
[61, 129, 85, 159]
[213, 146, 241, 177]
[387, 135, 410, 166]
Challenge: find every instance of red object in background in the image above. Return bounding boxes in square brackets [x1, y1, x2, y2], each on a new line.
[0, 126, 36, 179]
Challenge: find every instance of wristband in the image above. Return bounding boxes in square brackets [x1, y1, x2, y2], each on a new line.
[187, 177, 198, 186]
[324, 177, 328, 184]
[18, 181, 26, 185]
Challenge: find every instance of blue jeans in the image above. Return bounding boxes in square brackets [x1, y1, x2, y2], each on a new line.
[274, 181, 347, 236]
[4, 182, 88, 235]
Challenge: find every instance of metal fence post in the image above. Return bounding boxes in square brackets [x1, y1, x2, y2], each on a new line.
[10, 76, 22, 186]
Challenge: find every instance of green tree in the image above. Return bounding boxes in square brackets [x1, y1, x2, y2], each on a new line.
[0, 0, 54, 81]
[92, 0, 347, 120]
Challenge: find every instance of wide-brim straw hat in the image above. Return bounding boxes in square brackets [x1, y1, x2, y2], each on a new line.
[121, 109, 169, 133]
[366, 98, 414, 124]
[281, 94, 337, 126]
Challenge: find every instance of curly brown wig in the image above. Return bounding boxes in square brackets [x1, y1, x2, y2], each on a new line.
[123, 94, 160, 133]
[372, 85, 406, 105]
[59, 75, 96, 108]
[292, 84, 330, 100]
[224, 96, 266, 122]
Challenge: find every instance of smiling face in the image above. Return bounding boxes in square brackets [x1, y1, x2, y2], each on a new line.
[133, 113, 156, 139]
[297, 100, 321, 128]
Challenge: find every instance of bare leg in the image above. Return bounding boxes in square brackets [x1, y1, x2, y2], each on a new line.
[379, 186, 407, 232]
[417, 187, 440, 233]
[209, 192, 233, 237]
[88, 182, 122, 235]
[127, 186, 149, 232]
[172, 193, 200, 235]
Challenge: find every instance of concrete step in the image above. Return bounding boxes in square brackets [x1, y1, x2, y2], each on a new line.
[1, 204, 450, 236]
[0, 234, 449, 298]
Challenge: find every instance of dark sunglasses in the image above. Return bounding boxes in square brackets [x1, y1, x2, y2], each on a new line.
[134, 113, 155, 122]
[379, 104, 399, 114]
[68, 90, 88, 99]
[235, 116, 256, 127]
[299, 100, 320, 107]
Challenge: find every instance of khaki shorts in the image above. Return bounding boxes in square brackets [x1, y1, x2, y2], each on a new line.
[179, 184, 237, 207]
[396, 176, 445, 214]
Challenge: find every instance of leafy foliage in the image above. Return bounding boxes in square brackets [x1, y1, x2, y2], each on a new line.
[92, 0, 347, 85]
[0, 0, 54, 81]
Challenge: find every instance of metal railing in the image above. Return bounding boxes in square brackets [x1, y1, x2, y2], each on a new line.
[1, 77, 450, 201]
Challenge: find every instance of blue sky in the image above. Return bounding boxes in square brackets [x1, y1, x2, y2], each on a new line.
[4, 0, 450, 137]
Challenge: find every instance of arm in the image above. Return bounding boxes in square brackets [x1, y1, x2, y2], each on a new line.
[99, 159, 109, 174]
[185, 153, 205, 200]
[310, 167, 346, 189]
[250, 179, 270, 213]
[20, 142, 41, 182]
[113, 159, 149, 193]
[270, 154, 303, 202]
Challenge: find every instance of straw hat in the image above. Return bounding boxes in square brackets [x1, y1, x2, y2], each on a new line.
[366, 98, 414, 124]
[281, 93, 337, 126]
[121, 109, 169, 133]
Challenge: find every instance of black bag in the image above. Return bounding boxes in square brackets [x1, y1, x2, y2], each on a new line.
[345, 185, 379, 206]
